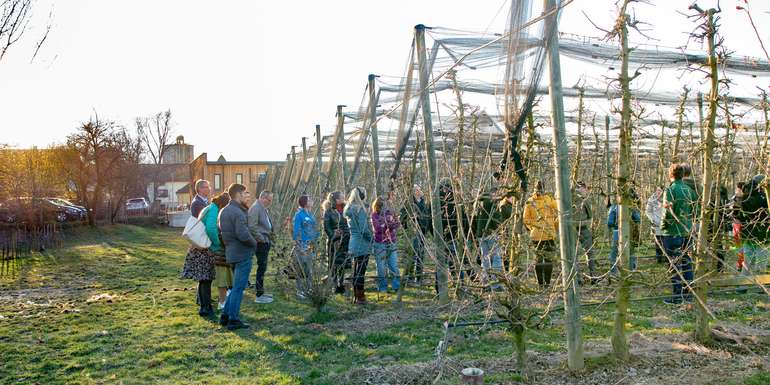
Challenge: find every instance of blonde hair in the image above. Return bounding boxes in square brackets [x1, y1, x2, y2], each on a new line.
[321, 191, 343, 215]
[345, 186, 366, 212]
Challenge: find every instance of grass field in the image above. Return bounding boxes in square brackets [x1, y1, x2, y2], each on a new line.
[1, 224, 768, 385]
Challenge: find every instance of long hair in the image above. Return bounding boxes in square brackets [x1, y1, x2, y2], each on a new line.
[322, 191, 342, 215]
[211, 193, 230, 209]
[344, 186, 366, 213]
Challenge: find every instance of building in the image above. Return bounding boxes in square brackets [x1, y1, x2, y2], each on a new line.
[143, 137, 282, 210]
[189, 153, 283, 198]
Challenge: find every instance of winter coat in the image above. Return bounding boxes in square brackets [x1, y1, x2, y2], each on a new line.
[472, 193, 513, 239]
[345, 205, 373, 257]
[218, 201, 258, 264]
[736, 180, 769, 244]
[199, 203, 223, 254]
[523, 193, 559, 242]
[372, 208, 400, 244]
[324, 207, 350, 266]
[247, 200, 273, 244]
[292, 208, 319, 246]
[190, 194, 208, 218]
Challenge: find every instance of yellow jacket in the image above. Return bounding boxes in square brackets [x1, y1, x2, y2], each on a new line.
[523, 193, 559, 241]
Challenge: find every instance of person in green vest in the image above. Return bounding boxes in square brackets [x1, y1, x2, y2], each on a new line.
[661, 163, 698, 305]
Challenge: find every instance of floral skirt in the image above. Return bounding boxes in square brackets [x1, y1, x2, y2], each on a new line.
[181, 247, 216, 281]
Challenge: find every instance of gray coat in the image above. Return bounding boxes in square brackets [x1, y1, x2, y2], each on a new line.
[218, 201, 257, 264]
[344, 205, 372, 257]
[248, 200, 273, 244]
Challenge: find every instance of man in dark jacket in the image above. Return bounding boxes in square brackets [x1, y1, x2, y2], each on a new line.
[218, 183, 257, 330]
[190, 179, 210, 218]
[400, 184, 432, 284]
[248, 191, 275, 304]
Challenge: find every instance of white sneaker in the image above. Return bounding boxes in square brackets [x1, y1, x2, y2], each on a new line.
[255, 295, 274, 304]
[296, 292, 307, 300]
[263, 293, 274, 298]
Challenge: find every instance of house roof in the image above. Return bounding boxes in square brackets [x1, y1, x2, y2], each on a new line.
[176, 183, 191, 194]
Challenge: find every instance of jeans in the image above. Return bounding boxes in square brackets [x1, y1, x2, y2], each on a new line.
[352, 254, 370, 289]
[577, 225, 596, 276]
[411, 235, 425, 281]
[480, 236, 503, 288]
[654, 234, 665, 263]
[294, 244, 314, 294]
[609, 229, 637, 275]
[374, 242, 400, 291]
[255, 242, 270, 297]
[663, 235, 693, 301]
[223, 257, 253, 321]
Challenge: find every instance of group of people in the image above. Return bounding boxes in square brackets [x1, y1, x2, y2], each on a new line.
[181, 180, 276, 330]
[181, 163, 768, 330]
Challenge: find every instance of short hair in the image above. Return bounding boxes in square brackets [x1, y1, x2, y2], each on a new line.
[194, 179, 209, 194]
[668, 164, 685, 180]
[227, 183, 246, 197]
[680, 163, 693, 177]
[259, 190, 273, 200]
[298, 195, 310, 208]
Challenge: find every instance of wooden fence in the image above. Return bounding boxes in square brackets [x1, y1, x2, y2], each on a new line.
[0, 223, 63, 275]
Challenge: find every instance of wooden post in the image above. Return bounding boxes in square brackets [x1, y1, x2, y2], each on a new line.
[368, 74, 383, 196]
[348, 77, 381, 190]
[281, 148, 297, 195]
[325, 105, 346, 192]
[543, 0, 584, 370]
[293, 137, 309, 192]
[313, 124, 325, 195]
[415, 23, 448, 305]
[390, 45, 416, 184]
[604, 115, 612, 203]
[571, 87, 585, 184]
[672, 87, 690, 162]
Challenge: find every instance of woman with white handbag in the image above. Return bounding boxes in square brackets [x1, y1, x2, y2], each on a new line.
[181, 192, 229, 317]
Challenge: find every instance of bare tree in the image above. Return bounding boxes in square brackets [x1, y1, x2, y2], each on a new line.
[0, 0, 52, 63]
[135, 109, 174, 205]
[59, 116, 138, 226]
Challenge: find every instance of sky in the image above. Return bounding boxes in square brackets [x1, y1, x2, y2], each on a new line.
[1, 0, 768, 161]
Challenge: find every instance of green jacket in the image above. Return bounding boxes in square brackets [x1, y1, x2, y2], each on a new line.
[199, 203, 223, 254]
[662, 180, 697, 237]
[472, 193, 513, 239]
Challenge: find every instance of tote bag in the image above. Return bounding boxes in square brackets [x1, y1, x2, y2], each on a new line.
[182, 209, 211, 249]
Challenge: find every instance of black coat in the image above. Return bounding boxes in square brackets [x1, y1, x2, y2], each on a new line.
[324, 208, 350, 267]
[400, 197, 433, 236]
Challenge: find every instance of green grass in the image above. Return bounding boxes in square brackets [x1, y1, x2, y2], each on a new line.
[0, 224, 767, 384]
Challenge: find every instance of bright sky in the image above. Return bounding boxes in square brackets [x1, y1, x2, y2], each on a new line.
[1, 0, 768, 161]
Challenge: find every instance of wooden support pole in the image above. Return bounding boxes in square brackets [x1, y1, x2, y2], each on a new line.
[415, 23, 448, 305]
[325, 105, 347, 193]
[312, 124, 325, 195]
[294, 137, 309, 192]
[281, 147, 297, 195]
[368, 74, 383, 196]
[605, 115, 612, 203]
[348, 77, 381, 190]
[543, 0, 584, 370]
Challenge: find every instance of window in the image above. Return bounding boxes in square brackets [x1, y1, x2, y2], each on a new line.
[157, 189, 169, 198]
[235, 173, 243, 185]
[214, 174, 222, 190]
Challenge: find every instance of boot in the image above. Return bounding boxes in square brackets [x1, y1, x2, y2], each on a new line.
[354, 286, 367, 305]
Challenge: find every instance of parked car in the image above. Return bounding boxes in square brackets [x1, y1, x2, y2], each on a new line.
[0, 197, 81, 223]
[46, 198, 88, 220]
[126, 198, 150, 212]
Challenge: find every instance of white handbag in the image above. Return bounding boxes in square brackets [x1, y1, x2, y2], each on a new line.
[182, 211, 211, 249]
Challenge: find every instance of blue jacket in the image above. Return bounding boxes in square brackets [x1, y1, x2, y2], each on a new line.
[218, 201, 257, 264]
[345, 204, 373, 257]
[292, 208, 319, 246]
[199, 203, 222, 254]
[607, 204, 641, 229]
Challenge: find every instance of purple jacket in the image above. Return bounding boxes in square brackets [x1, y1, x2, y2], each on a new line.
[372, 209, 400, 244]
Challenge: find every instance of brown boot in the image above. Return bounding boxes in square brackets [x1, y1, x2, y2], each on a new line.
[354, 286, 367, 305]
